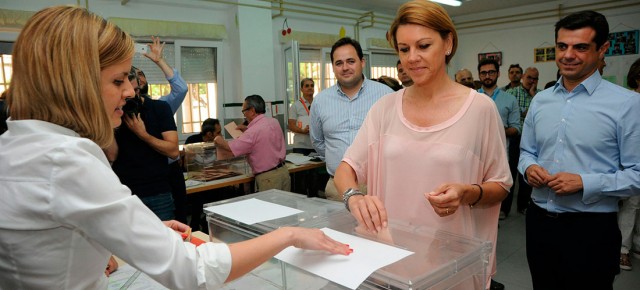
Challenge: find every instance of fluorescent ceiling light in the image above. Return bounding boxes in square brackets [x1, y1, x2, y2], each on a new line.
[430, 0, 462, 7]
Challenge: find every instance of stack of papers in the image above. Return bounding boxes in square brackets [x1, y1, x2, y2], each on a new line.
[285, 153, 313, 165]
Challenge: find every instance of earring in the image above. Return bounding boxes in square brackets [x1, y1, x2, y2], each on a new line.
[446, 51, 451, 55]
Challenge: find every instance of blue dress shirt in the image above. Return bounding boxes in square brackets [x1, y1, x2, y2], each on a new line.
[519, 72, 640, 213]
[478, 87, 521, 134]
[310, 78, 393, 175]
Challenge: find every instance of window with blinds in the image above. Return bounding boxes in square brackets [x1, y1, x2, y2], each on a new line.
[132, 42, 220, 138]
[370, 52, 399, 80]
[0, 42, 13, 94]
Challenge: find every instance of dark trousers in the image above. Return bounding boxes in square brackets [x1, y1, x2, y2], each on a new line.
[168, 161, 188, 223]
[516, 172, 532, 212]
[526, 204, 620, 290]
[501, 135, 520, 216]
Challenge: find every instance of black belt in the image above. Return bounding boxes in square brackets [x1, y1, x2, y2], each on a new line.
[530, 203, 616, 220]
[258, 161, 286, 175]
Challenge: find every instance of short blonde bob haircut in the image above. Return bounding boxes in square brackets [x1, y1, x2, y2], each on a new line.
[388, 0, 458, 65]
[8, 5, 134, 148]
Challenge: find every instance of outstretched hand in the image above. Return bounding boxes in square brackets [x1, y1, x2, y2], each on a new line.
[288, 227, 352, 256]
[144, 36, 165, 63]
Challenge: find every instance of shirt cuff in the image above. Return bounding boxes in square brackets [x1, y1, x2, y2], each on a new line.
[580, 173, 602, 204]
[196, 242, 232, 288]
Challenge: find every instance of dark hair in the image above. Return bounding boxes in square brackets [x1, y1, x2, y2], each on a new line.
[555, 10, 609, 50]
[245, 94, 266, 114]
[300, 78, 314, 88]
[201, 124, 216, 135]
[508, 64, 522, 74]
[330, 37, 363, 63]
[373, 76, 403, 91]
[544, 81, 556, 89]
[478, 58, 500, 72]
[627, 58, 640, 89]
[202, 118, 219, 127]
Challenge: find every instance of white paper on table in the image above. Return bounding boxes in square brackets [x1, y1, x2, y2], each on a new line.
[184, 179, 203, 188]
[204, 198, 303, 225]
[275, 228, 414, 290]
[285, 153, 313, 165]
[108, 264, 167, 290]
[224, 121, 243, 139]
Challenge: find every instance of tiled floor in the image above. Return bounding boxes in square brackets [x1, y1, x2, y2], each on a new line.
[493, 203, 640, 290]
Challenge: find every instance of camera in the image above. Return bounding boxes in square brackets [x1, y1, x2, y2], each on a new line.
[122, 95, 142, 117]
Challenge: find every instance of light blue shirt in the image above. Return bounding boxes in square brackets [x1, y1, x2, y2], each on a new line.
[157, 69, 187, 164]
[519, 72, 640, 213]
[310, 78, 393, 175]
[478, 87, 521, 134]
[158, 69, 188, 114]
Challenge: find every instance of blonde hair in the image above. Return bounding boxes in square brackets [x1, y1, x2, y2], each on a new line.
[8, 6, 134, 148]
[389, 0, 458, 64]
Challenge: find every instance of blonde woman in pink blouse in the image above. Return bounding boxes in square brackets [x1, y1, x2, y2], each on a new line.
[334, 1, 512, 288]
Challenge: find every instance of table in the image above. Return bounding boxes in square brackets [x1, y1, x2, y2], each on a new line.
[185, 161, 325, 195]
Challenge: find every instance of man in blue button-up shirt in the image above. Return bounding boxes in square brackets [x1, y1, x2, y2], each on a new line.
[310, 37, 393, 201]
[519, 11, 640, 289]
[478, 58, 521, 220]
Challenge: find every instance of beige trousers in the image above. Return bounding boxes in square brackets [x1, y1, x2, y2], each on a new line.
[255, 166, 291, 192]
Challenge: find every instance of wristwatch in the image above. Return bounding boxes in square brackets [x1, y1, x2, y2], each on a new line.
[342, 188, 365, 212]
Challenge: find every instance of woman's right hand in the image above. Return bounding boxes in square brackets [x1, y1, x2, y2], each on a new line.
[348, 195, 388, 234]
[287, 227, 352, 255]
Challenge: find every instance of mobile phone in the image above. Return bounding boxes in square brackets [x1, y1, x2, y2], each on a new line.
[134, 43, 148, 54]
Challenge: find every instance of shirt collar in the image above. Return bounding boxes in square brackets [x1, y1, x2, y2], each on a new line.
[6, 118, 80, 137]
[248, 114, 265, 128]
[336, 75, 366, 99]
[553, 71, 602, 95]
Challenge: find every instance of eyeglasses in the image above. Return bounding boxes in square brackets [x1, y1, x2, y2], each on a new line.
[241, 108, 251, 113]
[479, 70, 498, 77]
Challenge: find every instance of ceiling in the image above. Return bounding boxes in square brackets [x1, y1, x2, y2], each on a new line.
[298, 0, 558, 18]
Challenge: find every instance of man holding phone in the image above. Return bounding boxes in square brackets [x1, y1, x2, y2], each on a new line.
[132, 36, 190, 223]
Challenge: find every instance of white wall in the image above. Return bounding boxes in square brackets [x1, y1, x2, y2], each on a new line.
[3, 0, 639, 104]
[449, 0, 640, 88]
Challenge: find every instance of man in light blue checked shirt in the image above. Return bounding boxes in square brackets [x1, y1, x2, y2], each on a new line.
[310, 37, 393, 201]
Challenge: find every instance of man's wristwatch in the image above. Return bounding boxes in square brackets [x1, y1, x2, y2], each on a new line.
[342, 188, 365, 212]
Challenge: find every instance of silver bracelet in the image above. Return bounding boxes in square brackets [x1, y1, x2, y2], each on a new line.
[342, 188, 365, 212]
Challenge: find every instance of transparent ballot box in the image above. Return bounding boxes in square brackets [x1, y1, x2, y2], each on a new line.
[305, 212, 492, 290]
[204, 189, 345, 235]
[205, 190, 491, 289]
[183, 142, 249, 181]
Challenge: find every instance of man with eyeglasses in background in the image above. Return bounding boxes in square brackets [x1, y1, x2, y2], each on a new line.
[214, 95, 290, 192]
[503, 63, 523, 91]
[478, 58, 521, 220]
[507, 67, 541, 215]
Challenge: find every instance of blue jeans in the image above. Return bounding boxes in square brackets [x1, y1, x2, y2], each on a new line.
[140, 192, 175, 221]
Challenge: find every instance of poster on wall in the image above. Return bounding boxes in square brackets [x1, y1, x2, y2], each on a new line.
[478, 52, 502, 66]
[605, 30, 638, 56]
[534, 47, 555, 62]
